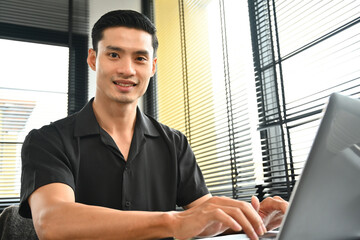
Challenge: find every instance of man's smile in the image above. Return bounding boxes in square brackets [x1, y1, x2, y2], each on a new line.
[114, 82, 137, 87]
[113, 80, 137, 87]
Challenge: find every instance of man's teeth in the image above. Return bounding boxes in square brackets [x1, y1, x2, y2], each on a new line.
[115, 82, 135, 87]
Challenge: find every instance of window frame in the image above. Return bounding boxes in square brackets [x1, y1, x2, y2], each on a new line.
[0, 0, 88, 210]
[147, 0, 360, 202]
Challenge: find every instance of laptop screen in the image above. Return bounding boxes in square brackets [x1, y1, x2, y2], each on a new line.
[277, 93, 360, 240]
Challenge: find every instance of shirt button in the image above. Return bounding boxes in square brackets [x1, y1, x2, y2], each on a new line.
[125, 201, 131, 207]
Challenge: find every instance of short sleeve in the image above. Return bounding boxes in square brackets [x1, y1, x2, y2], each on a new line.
[176, 132, 209, 207]
[19, 126, 76, 218]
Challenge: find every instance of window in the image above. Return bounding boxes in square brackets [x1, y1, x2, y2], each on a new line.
[0, 39, 69, 201]
[0, 0, 88, 209]
[249, 0, 360, 199]
[152, 0, 262, 200]
[148, 0, 360, 201]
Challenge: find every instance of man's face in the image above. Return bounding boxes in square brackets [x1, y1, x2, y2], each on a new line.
[87, 27, 157, 106]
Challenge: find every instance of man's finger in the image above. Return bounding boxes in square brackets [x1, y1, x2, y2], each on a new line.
[251, 195, 260, 212]
[271, 196, 288, 213]
[219, 206, 260, 240]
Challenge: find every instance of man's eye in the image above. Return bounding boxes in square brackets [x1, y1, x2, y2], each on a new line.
[136, 56, 147, 62]
[109, 53, 119, 58]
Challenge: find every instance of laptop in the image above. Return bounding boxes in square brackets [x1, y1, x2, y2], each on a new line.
[201, 92, 360, 240]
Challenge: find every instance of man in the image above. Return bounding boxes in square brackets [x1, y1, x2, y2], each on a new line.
[19, 10, 288, 240]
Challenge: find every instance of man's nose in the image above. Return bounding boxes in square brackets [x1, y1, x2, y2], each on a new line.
[117, 57, 136, 77]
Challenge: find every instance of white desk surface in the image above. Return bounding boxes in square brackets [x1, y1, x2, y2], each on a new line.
[200, 234, 249, 239]
[198, 231, 278, 240]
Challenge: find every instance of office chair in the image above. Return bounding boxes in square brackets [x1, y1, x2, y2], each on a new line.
[0, 205, 38, 240]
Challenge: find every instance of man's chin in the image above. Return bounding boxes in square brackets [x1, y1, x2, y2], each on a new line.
[112, 96, 138, 105]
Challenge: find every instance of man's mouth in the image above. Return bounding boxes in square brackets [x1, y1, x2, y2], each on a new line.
[113, 82, 137, 87]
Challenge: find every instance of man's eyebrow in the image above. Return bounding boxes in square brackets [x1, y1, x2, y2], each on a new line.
[106, 46, 124, 52]
[135, 50, 150, 56]
[105, 46, 150, 56]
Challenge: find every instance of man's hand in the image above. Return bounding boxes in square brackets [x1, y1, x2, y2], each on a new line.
[251, 196, 288, 231]
[170, 196, 267, 240]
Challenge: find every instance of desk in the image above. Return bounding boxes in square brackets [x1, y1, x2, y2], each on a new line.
[200, 234, 249, 239]
[199, 231, 278, 240]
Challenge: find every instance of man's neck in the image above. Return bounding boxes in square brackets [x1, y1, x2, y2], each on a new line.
[92, 97, 137, 136]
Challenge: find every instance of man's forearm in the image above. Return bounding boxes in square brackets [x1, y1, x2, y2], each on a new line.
[29, 184, 266, 240]
[33, 202, 174, 240]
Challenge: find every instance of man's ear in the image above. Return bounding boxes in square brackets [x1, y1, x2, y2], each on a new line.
[151, 57, 157, 76]
[87, 48, 97, 71]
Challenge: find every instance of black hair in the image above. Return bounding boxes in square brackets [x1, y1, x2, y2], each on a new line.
[91, 10, 158, 55]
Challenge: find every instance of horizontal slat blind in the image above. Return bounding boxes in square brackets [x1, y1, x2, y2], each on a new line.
[223, 0, 261, 201]
[0, 40, 69, 206]
[249, 0, 360, 200]
[142, 0, 158, 119]
[182, 0, 234, 197]
[0, 0, 87, 35]
[0, 100, 35, 198]
[0, 0, 88, 209]
[276, 0, 360, 59]
[154, 0, 260, 200]
[154, 0, 187, 135]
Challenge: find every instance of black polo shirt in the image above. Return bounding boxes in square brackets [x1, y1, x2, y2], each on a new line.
[19, 99, 209, 218]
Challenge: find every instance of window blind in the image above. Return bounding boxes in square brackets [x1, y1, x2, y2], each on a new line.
[153, 0, 261, 200]
[248, 0, 360, 200]
[0, 100, 36, 209]
[142, 0, 159, 119]
[150, 0, 360, 203]
[0, 0, 88, 210]
[0, 0, 89, 115]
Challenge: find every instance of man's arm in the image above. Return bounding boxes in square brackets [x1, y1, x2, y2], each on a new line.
[29, 183, 174, 240]
[183, 193, 212, 209]
[29, 183, 266, 240]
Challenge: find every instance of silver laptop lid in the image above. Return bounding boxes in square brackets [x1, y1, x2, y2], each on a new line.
[277, 93, 360, 240]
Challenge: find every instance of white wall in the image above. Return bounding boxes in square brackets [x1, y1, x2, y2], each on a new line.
[87, 0, 142, 102]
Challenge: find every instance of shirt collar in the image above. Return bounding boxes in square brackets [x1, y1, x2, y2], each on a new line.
[74, 98, 159, 138]
[135, 107, 160, 137]
[74, 98, 100, 137]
